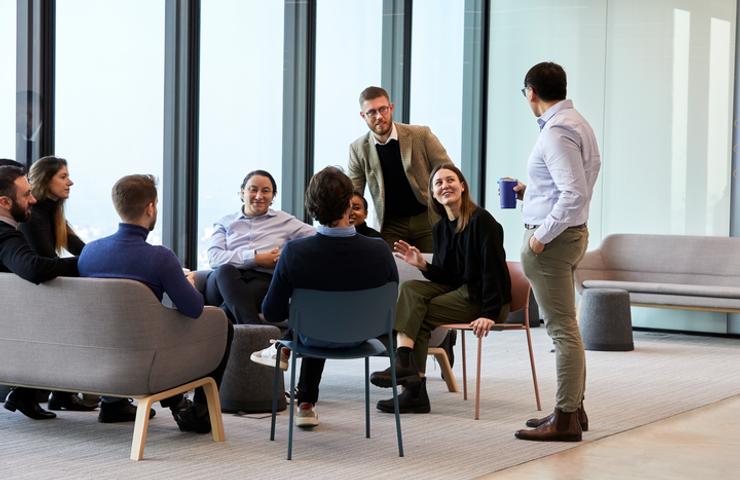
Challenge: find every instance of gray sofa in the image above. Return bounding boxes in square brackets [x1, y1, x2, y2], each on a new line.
[574, 234, 740, 312]
[0, 273, 230, 460]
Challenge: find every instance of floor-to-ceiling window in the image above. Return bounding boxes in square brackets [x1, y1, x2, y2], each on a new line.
[55, 0, 165, 243]
[196, 1, 285, 269]
[0, 0, 15, 159]
[409, 0, 466, 164]
[313, 0, 383, 174]
[312, 0, 382, 226]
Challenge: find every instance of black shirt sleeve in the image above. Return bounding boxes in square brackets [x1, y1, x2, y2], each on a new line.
[66, 228, 85, 256]
[473, 212, 511, 320]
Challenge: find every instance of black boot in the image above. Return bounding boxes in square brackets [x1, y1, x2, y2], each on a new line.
[377, 377, 430, 414]
[370, 346, 421, 388]
[98, 399, 156, 423]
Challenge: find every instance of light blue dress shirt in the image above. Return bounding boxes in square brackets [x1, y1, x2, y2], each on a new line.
[522, 100, 601, 244]
[207, 208, 315, 272]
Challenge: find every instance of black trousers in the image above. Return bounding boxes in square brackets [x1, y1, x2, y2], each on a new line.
[205, 265, 272, 325]
[297, 358, 325, 405]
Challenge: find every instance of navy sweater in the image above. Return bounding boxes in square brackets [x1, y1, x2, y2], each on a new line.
[78, 223, 204, 318]
[261, 233, 398, 324]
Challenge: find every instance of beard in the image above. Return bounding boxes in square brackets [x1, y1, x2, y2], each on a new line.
[10, 201, 30, 223]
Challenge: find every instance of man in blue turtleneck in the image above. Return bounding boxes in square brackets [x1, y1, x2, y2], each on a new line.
[79, 174, 232, 434]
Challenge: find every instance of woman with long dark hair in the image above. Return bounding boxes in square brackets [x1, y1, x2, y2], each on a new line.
[371, 163, 512, 414]
[21, 156, 96, 412]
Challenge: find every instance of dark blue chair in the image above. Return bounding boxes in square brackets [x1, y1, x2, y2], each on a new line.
[269, 282, 404, 460]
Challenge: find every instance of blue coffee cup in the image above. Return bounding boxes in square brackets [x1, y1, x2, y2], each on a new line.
[498, 178, 518, 209]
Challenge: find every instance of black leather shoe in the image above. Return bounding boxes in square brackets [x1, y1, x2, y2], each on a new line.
[98, 399, 156, 423]
[48, 392, 98, 411]
[4, 389, 57, 420]
[172, 402, 211, 434]
[377, 377, 431, 414]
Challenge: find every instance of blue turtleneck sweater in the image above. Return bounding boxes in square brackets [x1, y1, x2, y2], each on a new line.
[78, 223, 204, 318]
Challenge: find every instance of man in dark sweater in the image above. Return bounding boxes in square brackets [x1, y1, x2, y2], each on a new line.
[0, 165, 79, 421]
[349, 86, 451, 252]
[78, 174, 233, 433]
[260, 166, 398, 428]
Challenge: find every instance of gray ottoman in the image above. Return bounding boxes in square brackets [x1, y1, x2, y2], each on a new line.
[579, 288, 634, 351]
[220, 324, 287, 413]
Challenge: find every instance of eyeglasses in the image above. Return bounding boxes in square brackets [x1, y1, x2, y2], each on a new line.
[520, 87, 529, 97]
[363, 105, 390, 118]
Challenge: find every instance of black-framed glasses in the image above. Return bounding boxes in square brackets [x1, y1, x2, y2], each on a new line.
[520, 87, 528, 97]
[363, 105, 390, 118]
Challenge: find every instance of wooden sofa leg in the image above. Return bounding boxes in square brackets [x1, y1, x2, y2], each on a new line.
[202, 378, 225, 442]
[130, 396, 155, 461]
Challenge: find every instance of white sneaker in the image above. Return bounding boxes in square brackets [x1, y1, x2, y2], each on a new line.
[250, 343, 289, 370]
[295, 403, 319, 428]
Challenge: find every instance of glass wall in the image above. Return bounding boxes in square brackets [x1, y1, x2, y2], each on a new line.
[196, 1, 284, 269]
[0, 0, 15, 159]
[313, 0, 382, 227]
[409, 0, 466, 164]
[486, 0, 737, 333]
[313, 0, 382, 175]
[55, 0, 165, 244]
[486, 0, 607, 258]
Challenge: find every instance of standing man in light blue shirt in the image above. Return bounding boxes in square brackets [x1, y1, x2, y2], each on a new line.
[205, 170, 315, 324]
[512, 62, 601, 443]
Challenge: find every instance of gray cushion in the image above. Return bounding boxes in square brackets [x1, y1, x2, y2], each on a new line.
[583, 280, 740, 299]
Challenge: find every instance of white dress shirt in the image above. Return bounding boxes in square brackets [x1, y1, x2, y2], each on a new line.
[522, 100, 601, 244]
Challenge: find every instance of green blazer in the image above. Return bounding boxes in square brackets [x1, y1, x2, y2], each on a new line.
[348, 122, 451, 230]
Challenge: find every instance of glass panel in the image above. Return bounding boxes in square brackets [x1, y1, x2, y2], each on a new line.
[196, 1, 284, 269]
[410, 0, 466, 164]
[55, 0, 165, 243]
[485, 0, 607, 259]
[313, 0, 382, 225]
[0, 0, 15, 159]
[602, 0, 736, 236]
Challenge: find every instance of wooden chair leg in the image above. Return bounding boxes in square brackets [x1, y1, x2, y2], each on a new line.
[130, 397, 155, 461]
[461, 330, 468, 401]
[525, 328, 542, 411]
[428, 348, 459, 392]
[475, 335, 482, 420]
[202, 378, 226, 442]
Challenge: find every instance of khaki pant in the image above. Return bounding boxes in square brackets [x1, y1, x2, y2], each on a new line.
[521, 226, 588, 412]
[395, 280, 509, 373]
[381, 211, 434, 253]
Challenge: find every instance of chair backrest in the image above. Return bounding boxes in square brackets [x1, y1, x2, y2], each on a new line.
[288, 282, 398, 344]
[507, 261, 530, 322]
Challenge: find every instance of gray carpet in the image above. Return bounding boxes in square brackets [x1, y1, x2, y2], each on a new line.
[2, 329, 740, 479]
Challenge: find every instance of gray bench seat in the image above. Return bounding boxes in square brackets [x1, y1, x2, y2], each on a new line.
[575, 234, 740, 313]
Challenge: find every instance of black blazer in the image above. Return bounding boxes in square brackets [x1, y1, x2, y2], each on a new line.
[0, 221, 78, 283]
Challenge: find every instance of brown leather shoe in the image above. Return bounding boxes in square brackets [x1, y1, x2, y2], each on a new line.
[515, 408, 582, 442]
[526, 404, 588, 431]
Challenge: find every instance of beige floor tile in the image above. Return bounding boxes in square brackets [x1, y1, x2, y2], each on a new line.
[483, 395, 740, 480]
